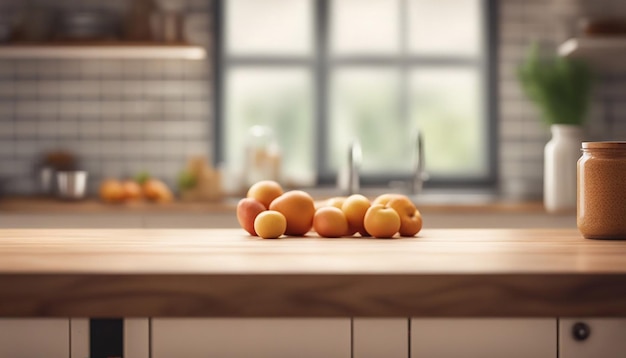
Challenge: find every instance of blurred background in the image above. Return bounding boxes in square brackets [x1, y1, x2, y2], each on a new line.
[0, 0, 625, 202]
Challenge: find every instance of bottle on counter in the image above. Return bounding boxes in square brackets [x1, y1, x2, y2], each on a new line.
[244, 125, 282, 187]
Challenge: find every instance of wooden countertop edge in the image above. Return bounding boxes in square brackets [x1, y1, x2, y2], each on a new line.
[0, 198, 550, 214]
[0, 272, 625, 317]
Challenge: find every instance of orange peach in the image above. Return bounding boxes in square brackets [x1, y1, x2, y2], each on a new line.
[313, 206, 349, 238]
[237, 198, 266, 236]
[269, 190, 315, 236]
[254, 210, 287, 239]
[122, 180, 143, 201]
[143, 179, 173, 203]
[364, 204, 401, 238]
[247, 180, 283, 209]
[374, 194, 422, 236]
[372, 193, 404, 206]
[99, 179, 125, 203]
[326, 196, 348, 209]
[387, 196, 423, 237]
[341, 194, 371, 236]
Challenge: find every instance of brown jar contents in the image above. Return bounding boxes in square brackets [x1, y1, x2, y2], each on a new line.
[578, 142, 626, 239]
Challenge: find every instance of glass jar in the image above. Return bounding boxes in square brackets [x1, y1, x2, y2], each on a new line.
[577, 142, 626, 239]
[244, 125, 281, 187]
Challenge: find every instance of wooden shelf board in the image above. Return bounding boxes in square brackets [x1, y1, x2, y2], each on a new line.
[558, 37, 626, 72]
[0, 42, 206, 60]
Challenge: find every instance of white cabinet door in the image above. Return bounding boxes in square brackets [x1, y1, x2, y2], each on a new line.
[411, 318, 556, 358]
[125, 318, 150, 358]
[560, 318, 626, 358]
[0, 318, 69, 358]
[70, 318, 89, 358]
[353, 318, 408, 358]
[152, 318, 351, 358]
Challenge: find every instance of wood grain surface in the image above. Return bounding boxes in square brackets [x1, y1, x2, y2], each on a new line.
[0, 228, 625, 317]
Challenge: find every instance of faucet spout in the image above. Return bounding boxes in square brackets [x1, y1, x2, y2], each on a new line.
[410, 129, 428, 196]
[347, 140, 362, 195]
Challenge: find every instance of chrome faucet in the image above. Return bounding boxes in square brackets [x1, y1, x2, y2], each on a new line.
[347, 139, 362, 195]
[410, 129, 428, 196]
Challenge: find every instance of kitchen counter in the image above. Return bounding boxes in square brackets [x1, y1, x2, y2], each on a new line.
[0, 228, 624, 317]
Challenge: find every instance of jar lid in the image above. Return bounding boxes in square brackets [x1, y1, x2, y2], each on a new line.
[582, 141, 626, 149]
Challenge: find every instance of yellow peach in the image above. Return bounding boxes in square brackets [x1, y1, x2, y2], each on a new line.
[254, 210, 287, 239]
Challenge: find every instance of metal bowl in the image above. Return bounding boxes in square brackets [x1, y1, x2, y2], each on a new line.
[56, 171, 88, 200]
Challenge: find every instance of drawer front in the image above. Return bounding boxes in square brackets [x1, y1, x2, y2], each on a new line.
[560, 318, 626, 358]
[411, 318, 556, 358]
[0, 318, 69, 358]
[152, 318, 350, 358]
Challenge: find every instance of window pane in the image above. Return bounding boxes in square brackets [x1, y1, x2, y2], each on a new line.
[329, 68, 411, 174]
[410, 68, 486, 177]
[226, 0, 313, 55]
[331, 0, 400, 56]
[409, 0, 482, 56]
[225, 68, 315, 186]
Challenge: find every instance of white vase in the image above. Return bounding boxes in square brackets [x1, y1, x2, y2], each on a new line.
[544, 124, 583, 213]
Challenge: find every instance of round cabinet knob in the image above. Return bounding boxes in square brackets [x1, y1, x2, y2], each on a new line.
[572, 322, 591, 341]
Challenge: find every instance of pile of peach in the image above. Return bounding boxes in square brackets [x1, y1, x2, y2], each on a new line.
[237, 180, 422, 239]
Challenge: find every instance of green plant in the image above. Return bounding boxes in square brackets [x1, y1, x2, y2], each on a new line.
[517, 43, 592, 126]
[177, 170, 197, 191]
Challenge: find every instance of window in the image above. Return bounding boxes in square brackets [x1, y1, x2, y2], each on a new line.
[217, 0, 493, 188]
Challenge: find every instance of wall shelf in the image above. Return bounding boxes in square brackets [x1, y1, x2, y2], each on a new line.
[558, 37, 626, 72]
[0, 42, 206, 60]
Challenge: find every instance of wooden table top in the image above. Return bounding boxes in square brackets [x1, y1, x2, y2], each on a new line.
[0, 228, 625, 317]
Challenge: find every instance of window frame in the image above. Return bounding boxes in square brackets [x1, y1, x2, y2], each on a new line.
[213, 0, 498, 189]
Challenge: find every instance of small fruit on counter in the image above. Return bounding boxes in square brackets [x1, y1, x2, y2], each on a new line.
[326, 196, 348, 209]
[374, 194, 423, 237]
[341, 194, 371, 236]
[237, 198, 266, 236]
[247, 180, 283, 209]
[364, 204, 401, 238]
[313, 206, 349, 238]
[143, 179, 173, 203]
[254, 210, 287, 239]
[269, 190, 315, 236]
[237, 181, 424, 239]
[99, 179, 126, 203]
[122, 180, 143, 201]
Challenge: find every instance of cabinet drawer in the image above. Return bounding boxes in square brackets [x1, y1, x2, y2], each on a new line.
[0, 318, 69, 358]
[560, 318, 626, 358]
[152, 318, 350, 358]
[411, 318, 556, 358]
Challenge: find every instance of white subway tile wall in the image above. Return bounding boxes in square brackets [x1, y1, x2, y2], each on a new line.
[0, 0, 212, 194]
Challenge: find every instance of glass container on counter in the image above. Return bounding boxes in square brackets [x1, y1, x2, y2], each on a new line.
[577, 141, 626, 239]
[244, 125, 282, 187]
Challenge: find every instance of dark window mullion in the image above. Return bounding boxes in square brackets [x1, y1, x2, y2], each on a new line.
[317, 0, 331, 181]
